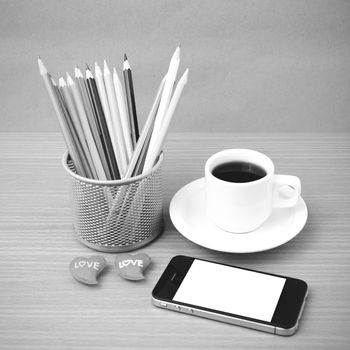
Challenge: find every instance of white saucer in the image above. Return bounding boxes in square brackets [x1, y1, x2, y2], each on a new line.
[169, 178, 308, 253]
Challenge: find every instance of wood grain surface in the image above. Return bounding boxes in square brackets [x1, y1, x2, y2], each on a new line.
[0, 133, 349, 349]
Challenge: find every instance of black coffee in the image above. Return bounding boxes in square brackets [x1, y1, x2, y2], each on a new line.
[212, 161, 267, 183]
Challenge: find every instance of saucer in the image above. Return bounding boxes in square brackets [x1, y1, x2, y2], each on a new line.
[169, 178, 308, 253]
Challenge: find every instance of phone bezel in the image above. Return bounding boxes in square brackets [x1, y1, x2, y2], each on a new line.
[152, 255, 308, 330]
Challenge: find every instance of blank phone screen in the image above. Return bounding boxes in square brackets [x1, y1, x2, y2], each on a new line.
[173, 260, 286, 322]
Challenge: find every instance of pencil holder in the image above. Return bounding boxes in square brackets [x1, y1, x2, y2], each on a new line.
[62, 152, 164, 252]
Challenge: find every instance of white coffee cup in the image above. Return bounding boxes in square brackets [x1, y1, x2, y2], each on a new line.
[205, 149, 301, 233]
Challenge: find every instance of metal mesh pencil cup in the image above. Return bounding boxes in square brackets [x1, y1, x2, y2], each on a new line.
[62, 152, 163, 252]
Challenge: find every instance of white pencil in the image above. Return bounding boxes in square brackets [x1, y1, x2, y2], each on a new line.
[113, 67, 133, 160]
[147, 46, 180, 157]
[66, 73, 107, 180]
[124, 75, 166, 178]
[95, 62, 125, 176]
[143, 68, 189, 172]
[103, 60, 128, 175]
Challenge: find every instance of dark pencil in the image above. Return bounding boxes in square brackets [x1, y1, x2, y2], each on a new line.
[86, 69, 121, 180]
[132, 117, 155, 177]
[72, 68, 100, 179]
[83, 69, 112, 180]
[123, 54, 139, 147]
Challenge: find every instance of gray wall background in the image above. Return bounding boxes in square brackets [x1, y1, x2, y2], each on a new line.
[0, 0, 349, 133]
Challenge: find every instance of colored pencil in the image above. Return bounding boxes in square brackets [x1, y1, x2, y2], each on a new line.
[38, 58, 86, 176]
[73, 67, 99, 179]
[124, 75, 166, 178]
[79, 67, 113, 180]
[66, 73, 107, 180]
[123, 54, 139, 146]
[39, 48, 188, 183]
[143, 68, 189, 172]
[58, 77, 94, 178]
[86, 69, 120, 180]
[113, 67, 133, 160]
[146, 46, 180, 164]
[95, 62, 125, 177]
[132, 119, 155, 177]
[103, 60, 128, 175]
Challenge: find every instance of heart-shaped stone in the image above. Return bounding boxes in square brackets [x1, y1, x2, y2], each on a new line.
[70, 256, 107, 285]
[115, 253, 151, 281]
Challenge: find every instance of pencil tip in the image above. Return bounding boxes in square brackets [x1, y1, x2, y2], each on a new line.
[183, 68, 189, 83]
[95, 62, 103, 75]
[123, 59, 130, 71]
[103, 60, 111, 74]
[173, 46, 181, 60]
[58, 76, 66, 87]
[124, 53, 128, 61]
[66, 74, 74, 85]
[86, 68, 93, 79]
[74, 67, 83, 78]
[37, 57, 47, 75]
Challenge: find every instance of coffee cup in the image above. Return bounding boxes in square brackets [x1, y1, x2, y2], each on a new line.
[205, 149, 301, 233]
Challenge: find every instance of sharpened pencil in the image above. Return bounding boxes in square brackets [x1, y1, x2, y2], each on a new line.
[58, 77, 94, 178]
[73, 67, 99, 179]
[38, 58, 86, 176]
[66, 73, 107, 180]
[39, 47, 188, 182]
[86, 69, 120, 180]
[143, 68, 189, 172]
[95, 62, 125, 177]
[103, 60, 128, 175]
[83, 67, 113, 180]
[146, 46, 180, 165]
[124, 75, 166, 178]
[123, 54, 139, 147]
[113, 67, 133, 161]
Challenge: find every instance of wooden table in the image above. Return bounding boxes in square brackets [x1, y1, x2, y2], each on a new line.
[0, 133, 349, 349]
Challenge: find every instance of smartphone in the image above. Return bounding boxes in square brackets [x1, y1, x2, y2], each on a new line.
[152, 256, 308, 336]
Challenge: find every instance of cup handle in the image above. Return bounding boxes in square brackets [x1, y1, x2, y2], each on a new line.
[272, 174, 301, 208]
